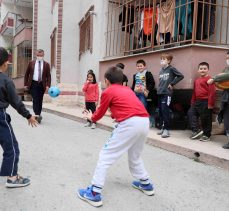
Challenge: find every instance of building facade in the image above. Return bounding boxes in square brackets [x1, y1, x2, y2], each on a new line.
[1, 0, 229, 107]
[0, 0, 33, 89]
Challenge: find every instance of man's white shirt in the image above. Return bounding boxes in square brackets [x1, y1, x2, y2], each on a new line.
[33, 60, 44, 81]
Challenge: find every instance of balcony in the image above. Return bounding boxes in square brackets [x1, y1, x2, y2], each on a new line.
[13, 20, 32, 46]
[0, 0, 32, 8]
[15, 19, 32, 35]
[0, 12, 15, 36]
[105, 0, 229, 58]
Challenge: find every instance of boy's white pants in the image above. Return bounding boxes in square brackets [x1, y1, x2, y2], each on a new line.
[92, 116, 150, 188]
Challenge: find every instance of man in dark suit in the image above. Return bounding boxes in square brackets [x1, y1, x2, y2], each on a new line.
[24, 49, 51, 123]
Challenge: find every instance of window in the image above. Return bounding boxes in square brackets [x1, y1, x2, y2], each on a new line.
[17, 41, 32, 77]
[79, 5, 94, 58]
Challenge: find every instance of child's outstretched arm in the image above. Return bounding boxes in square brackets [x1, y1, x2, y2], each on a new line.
[91, 91, 111, 122]
[82, 110, 93, 121]
[6, 80, 38, 125]
[28, 116, 38, 127]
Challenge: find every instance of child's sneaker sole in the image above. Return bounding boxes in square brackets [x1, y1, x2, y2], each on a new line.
[132, 183, 155, 196]
[190, 130, 203, 139]
[6, 177, 30, 188]
[77, 192, 103, 207]
[6, 182, 30, 188]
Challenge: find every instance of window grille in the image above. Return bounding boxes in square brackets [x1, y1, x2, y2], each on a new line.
[16, 40, 32, 77]
[79, 5, 94, 59]
[105, 0, 229, 58]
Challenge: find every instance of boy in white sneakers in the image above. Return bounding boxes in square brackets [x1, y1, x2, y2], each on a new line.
[77, 66, 154, 207]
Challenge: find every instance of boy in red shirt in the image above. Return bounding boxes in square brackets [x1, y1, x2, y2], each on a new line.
[188, 62, 216, 141]
[77, 66, 154, 207]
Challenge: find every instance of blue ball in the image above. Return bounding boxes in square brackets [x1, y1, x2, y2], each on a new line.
[48, 86, 60, 98]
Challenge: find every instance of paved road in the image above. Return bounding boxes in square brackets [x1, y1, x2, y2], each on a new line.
[1, 107, 229, 211]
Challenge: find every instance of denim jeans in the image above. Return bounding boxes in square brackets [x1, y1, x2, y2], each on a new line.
[135, 92, 147, 109]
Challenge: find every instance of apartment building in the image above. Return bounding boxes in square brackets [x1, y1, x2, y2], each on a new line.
[1, 0, 228, 107]
[36, 0, 228, 107]
[0, 0, 33, 89]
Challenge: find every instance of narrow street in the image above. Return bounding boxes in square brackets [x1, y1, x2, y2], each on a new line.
[0, 107, 229, 211]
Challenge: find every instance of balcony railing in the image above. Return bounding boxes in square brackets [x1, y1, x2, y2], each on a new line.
[0, 12, 14, 36]
[1, 0, 33, 7]
[15, 20, 32, 35]
[105, 0, 229, 58]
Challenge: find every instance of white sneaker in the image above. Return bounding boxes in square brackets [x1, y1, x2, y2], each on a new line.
[84, 122, 91, 127]
[161, 129, 170, 138]
[91, 123, 96, 129]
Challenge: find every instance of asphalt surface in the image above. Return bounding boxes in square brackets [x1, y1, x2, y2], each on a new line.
[0, 107, 229, 211]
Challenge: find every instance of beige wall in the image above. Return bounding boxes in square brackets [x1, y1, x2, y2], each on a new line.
[36, 0, 52, 62]
[99, 45, 228, 89]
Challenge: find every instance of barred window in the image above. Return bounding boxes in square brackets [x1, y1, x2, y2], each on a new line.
[105, 0, 229, 58]
[17, 40, 32, 77]
[79, 5, 94, 59]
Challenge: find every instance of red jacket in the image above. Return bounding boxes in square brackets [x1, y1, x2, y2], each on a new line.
[92, 84, 149, 123]
[191, 75, 216, 108]
[82, 82, 99, 102]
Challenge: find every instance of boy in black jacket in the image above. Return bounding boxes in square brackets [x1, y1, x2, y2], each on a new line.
[0, 47, 37, 188]
[157, 53, 184, 138]
[132, 59, 155, 109]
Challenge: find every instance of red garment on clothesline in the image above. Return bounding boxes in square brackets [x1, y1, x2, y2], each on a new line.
[143, 8, 158, 36]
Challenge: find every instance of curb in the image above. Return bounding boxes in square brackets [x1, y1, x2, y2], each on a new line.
[30, 106, 229, 171]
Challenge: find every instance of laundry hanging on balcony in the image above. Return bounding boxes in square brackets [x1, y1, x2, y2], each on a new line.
[138, 7, 158, 47]
[174, 0, 193, 41]
[157, 0, 175, 43]
[119, 6, 135, 34]
[196, 0, 216, 40]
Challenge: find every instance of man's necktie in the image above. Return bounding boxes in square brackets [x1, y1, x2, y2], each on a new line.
[38, 61, 42, 82]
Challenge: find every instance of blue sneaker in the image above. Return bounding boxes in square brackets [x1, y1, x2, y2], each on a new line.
[77, 186, 103, 207]
[132, 181, 154, 196]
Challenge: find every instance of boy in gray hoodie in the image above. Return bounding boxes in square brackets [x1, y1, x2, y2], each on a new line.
[157, 53, 184, 138]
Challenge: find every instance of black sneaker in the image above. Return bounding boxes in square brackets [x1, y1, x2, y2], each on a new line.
[190, 130, 203, 139]
[6, 175, 30, 188]
[222, 142, 229, 149]
[199, 135, 210, 142]
[35, 116, 42, 124]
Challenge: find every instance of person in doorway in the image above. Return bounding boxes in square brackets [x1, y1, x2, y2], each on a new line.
[24, 49, 51, 123]
[0, 47, 37, 188]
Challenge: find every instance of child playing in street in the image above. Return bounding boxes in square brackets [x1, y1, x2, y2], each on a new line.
[131, 59, 155, 109]
[82, 70, 99, 129]
[157, 53, 184, 138]
[78, 66, 154, 207]
[0, 47, 37, 188]
[188, 62, 216, 142]
[207, 51, 229, 148]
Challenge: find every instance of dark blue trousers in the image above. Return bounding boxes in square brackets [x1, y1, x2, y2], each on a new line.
[30, 81, 45, 115]
[0, 109, 20, 176]
[188, 100, 212, 137]
[158, 95, 171, 130]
